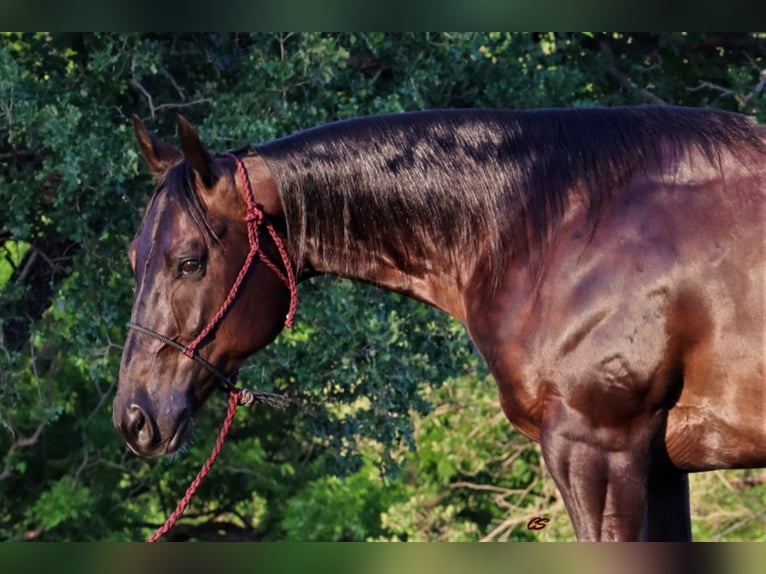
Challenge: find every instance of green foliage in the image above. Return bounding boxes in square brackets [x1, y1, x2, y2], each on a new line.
[280, 459, 403, 541]
[1, 33, 765, 542]
[24, 475, 92, 535]
[0, 240, 28, 285]
[690, 470, 766, 541]
[379, 375, 573, 542]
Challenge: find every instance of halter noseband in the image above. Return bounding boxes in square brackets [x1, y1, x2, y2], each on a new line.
[126, 153, 297, 408]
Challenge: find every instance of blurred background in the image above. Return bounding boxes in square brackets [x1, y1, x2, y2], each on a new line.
[0, 32, 764, 542]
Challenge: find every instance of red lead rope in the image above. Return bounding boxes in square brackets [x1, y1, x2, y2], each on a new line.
[146, 154, 298, 542]
[147, 390, 241, 542]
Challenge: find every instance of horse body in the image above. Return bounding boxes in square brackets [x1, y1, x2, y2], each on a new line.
[114, 107, 765, 541]
[467, 139, 766, 460]
[464, 142, 765, 539]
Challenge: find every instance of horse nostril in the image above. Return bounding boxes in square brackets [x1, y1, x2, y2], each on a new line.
[131, 409, 144, 432]
[126, 404, 154, 448]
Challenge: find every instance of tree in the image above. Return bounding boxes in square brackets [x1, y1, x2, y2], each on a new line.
[1, 33, 764, 541]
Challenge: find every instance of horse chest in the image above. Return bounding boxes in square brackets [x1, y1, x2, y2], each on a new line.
[466, 248, 682, 439]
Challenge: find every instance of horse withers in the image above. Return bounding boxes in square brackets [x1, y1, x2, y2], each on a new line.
[114, 106, 765, 541]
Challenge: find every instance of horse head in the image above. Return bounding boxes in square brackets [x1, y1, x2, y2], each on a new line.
[112, 116, 293, 458]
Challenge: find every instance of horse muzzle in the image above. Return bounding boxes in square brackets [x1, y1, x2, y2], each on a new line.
[114, 399, 193, 458]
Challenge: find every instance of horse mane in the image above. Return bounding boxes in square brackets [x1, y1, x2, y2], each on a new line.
[140, 161, 222, 248]
[256, 108, 761, 287]
[253, 106, 761, 287]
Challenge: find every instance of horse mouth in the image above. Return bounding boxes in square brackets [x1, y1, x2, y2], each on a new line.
[166, 415, 194, 455]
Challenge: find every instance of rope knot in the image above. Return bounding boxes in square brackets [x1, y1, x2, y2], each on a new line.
[237, 388, 256, 407]
[245, 206, 264, 224]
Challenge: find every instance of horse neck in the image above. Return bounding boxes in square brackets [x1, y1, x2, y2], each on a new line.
[296, 192, 475, 323]
[248, 148, 485, 322]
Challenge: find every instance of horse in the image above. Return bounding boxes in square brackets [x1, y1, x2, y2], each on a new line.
[113, 106, 766, 541]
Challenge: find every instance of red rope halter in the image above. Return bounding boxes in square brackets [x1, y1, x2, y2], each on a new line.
[145, 153, 297, 542]
[185, 153, 297, 359]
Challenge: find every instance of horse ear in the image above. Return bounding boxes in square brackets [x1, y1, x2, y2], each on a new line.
[132, 114, 181, 178]
[177, 115, 214, 186]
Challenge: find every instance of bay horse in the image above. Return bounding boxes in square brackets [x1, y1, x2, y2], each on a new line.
[113, 106, 765, 541]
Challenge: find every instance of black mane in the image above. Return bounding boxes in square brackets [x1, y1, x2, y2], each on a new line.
[253, 107, 760, 284]
[143, 160, 221, 247]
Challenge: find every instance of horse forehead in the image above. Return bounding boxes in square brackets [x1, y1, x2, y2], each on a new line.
[145, 191, 197, 243]
[132, 192, 198, 275]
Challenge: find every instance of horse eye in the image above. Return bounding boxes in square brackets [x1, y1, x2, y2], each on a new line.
[179, 258, 202, 276]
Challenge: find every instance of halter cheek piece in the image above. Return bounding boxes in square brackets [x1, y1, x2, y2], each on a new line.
[126, 153, 297, 408]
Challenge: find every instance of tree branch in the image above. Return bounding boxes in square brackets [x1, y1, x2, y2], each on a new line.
[0, 148, 39, 161]
[449, 481, 528, 496]
[0, 420, 46, 482]
[686, 81, 736, 98]
[599, 40, 668, 105]
[685, 68, 765, 109]
[131, 56, 212, 120]
[150, 99, 213, 116]
[161, 67, 186, 102]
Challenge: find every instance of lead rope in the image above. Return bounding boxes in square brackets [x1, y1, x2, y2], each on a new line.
[146, 153, 297, 542]
[147, 390, 242, 542]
